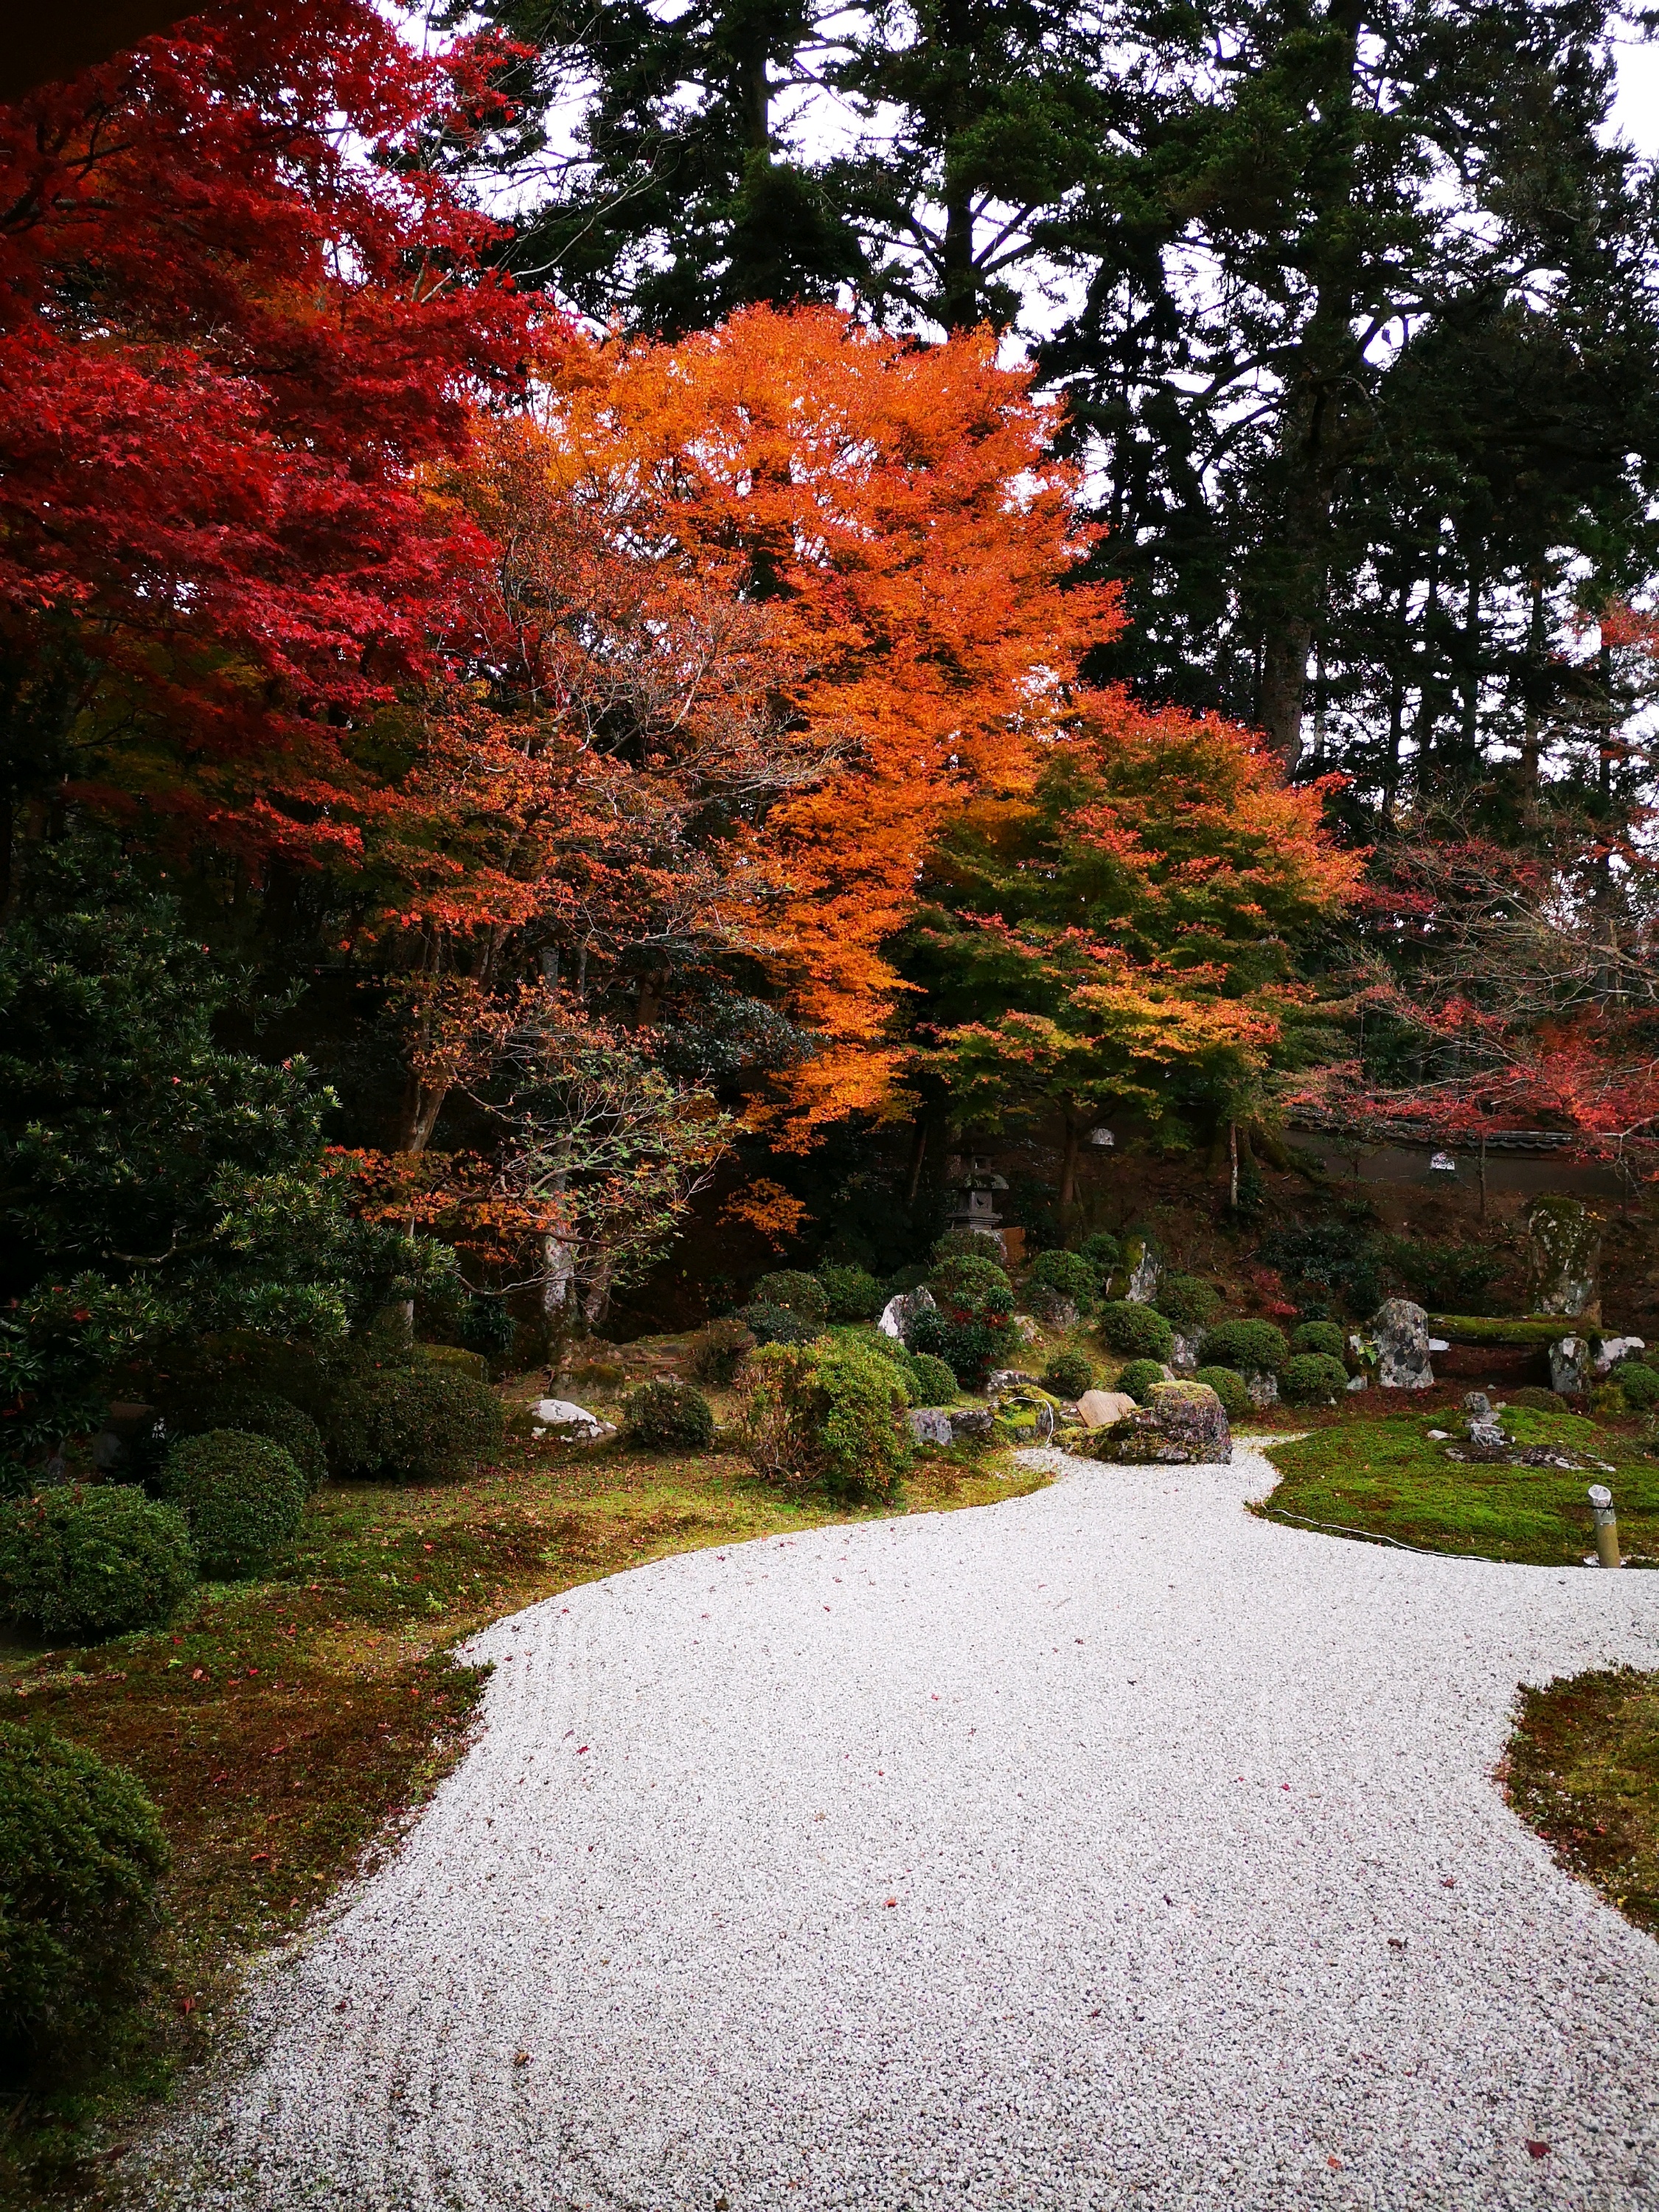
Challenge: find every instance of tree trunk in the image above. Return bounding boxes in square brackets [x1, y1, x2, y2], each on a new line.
[905, 1116, 930, 1208]
[1059, 1112, 1081, 1208]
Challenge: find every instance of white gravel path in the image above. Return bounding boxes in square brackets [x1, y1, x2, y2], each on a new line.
[147, 1443, 1659, 2212]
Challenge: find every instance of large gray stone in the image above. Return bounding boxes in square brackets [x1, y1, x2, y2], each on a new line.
[878, 1286, 936, 1343]
[1366, 1298, 1434, 1390]
[1168, 1332, 1201, 1374]
[1119, 1235, 1161, 1306]
[1526, 1196, 1601, 1321]
[1087, 1381, 1230, 1467]
[1076, 1387, 1138, 1428]
[948, 1407, 996, 1444]
[1550, 1335, 1590, 1395]
[1592, 1335, 1646, 1377]
[908, 1408, 955, 1446]
[1246, 1372, 1279, 1410]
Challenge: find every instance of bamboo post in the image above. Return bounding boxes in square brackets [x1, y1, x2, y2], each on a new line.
[1588, 1484, 1621, 1570]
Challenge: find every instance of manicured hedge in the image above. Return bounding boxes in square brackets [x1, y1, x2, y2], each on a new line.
[1043, 1349, 1095, 1399]
[1279, 1352, 1350, 1405]
[1200, 1318, 1288, 1375]
[622, 1380, 715, 1449]
[159, 1430, 305, 1577]
[1194, 1366, 1250, 1418]
[737, 1338, 914, 1499]
[330, 1366, 504, 1483]
[1097, 1301, 1175, 1360]
[0, 1486, 196, 1641]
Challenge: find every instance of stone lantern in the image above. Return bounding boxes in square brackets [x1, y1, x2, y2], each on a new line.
[945, 1156, 1008, 1243]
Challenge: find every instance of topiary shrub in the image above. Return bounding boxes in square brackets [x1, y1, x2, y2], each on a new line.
[690, 1315, 757, 1385]
[0, 1486, 196, 1641]
[1153, 1274, 1222, 1331]
[459, 1293, 518, 1365]
[205, 1391, 327, 1495]
[1279, 1352, 1350, 1405]
[0, 1722, 169, 2073]
[157, 1430, 305, 1578]
[1097, 1301, 1175, 1360]
[1616, 1363, 1659, 1411]
[1116, 1358, 1168, 1403]
[1043, 1349, 1095, 1399]
[857, 1331, 919, 1402]
[931, 1228, 1007, 1267]
[739, 1300, 818, 1348]
[908, 1352, 959, 1405]
[736, 1338, 913, 1499]
[1200, 1318, 1289, 1377]
[1077, 1231, 1120, 1285]
[622, 1379, 715, 1450]
[1289, 1321, 1347, 1363]
[330, 1366, 505, 1483]
[912, 1253, 1022, 1382]
[816, 1264, 886, 1321]
[1026, 1249, 1097, 1314]
[1194, 1366, 1250, 1419]
[751, 1271, 830, 1324]
[1507, 1385, 1563, 1411]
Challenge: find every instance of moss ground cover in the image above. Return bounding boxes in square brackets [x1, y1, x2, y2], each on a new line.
[0, 1427, 1043, 2208]
[1256, 1405, 1659, 1567]
[1506, 1669, 1659, 1938]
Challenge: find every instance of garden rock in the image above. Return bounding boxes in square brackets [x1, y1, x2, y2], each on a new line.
[878, 1287, 936, 1342]
[1245, 1372, 1279, 1410]
[986, 1369, 1043, 1394]
[1367, 1298, 1434, 1390]
[908, 1408, 955, 1447]
[947, 1407, 995, 1445]
[1462, 1419, 1514, 1462]
[532, 1399, 609, 1442]
[1526, 1194, 1601, 1320]
[1091, 1380, 1230, 1466]
[1592, 1334, 1646, 1377]
[1345, 1374, 1368, 1392]
[1026, 1290, 1078, 1330]
[1168, 1332, 1200, 1374]
[1076, 1388, 1138, 1428]
[1120, 1235, 1161, 1305]
[1549, 1335, 1590, 1396]
[1461, 1391, 1493, 1419]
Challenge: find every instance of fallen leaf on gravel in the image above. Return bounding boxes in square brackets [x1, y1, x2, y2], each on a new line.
[514, 2051, 530, 2067]
[1327, 2157, 1342, 2169]
[884, 1898, 897, 1907]
[1526, 2141, 1550, 2158]
[1441, 1876, 1455, 1888]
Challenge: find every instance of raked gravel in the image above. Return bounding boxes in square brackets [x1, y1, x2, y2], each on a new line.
[142, 1441, 1659, 2212]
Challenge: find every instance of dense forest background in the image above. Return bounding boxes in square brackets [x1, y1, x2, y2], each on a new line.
[4, 0, 1659, 1453]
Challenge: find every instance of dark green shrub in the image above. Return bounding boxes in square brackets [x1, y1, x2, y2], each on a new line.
[1290, 1321, 1348, 1362]
[913, 1253, 1021, 1382]
[1200, 1318, 1288, 1376]
[0, 1722, 169, 2072]
[330, 1366, 505, 1483]
[740, 1300, 818, 1348]
[1153, 1274, 1221, 1331]
[459, 1293, 517, 1364]
[1376, 1235, 1505, 1312]
[858, 1331, 919, 1402]
[158, 1430, 305, 1577]
[908, 1352, 959, 1404]
[206, 1391, 327, 1494]
[1616, 1363, 1659, 1410]
[1078, 1231, 1120, 1284]
[931, 1228, 1007, 1266]
[1194, 1366, 1250, 1419]
[622, 1379, 715, 1450]
[1507, 1385, 1563, 1411]
[1026, 1250, 1097, 1312]
[1257, 1218, 1382, 1317]
[882, 1264, 929, 1295]
[0, 1486, 195, 1641]
[690, 1315, 757, 1385]
[752, 1271, 829, 1324]
[1279, 1352, 1350, 1405]
[1117, 1358, 1167, 1402]
[417, 1342, 489, 1382]
[1043, 1349, 1095, 1399]
[736, 1338, 913, 1498]
[816, 1264, 885, 1321]
[1097, 1301, 1175, 1360]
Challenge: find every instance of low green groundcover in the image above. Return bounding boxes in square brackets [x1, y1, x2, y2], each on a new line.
[1259, 1406, 1659, 1566]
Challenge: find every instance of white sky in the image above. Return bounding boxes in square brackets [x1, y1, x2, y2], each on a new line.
[1613, 34, 1659, 153]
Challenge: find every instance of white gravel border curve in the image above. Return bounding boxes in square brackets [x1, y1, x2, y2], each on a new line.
[143, 1442, 1659, 2212]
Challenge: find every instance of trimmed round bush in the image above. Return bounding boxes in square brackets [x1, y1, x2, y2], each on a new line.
[1026, 1250, 1097, 1313]
[1097, 1301, 1175, 1360]
[1077, 1231, 1120, 1284]
[158, 1430, 305, 1578]
[208, 1391, 327, 1495]
[751, 1270, 829, 1324]
[1043, 1349, 1095, 1399]
[0, 1722, 169, 2071]
[740, 1300, 818, 1348]
[1200, 1318, 1289, 1376]
[1615, 1362, 1659, 1410]
[1117, 1358, 1167, 1403]
[737, 1338, 913, 1499]
[1153, 1273, 1222, 1331]
[1194, 1366, 1250, 1419]
[1508, 1385, 1563, 1411]
[931, 1229, 1007, 1266]
[908, 1352, 959, 1404]
[330, 1366, 505, 1484]
[913, 1253, 1022, 1382]
[622, 1379, 715, 1450]
[1279, 1352, 1350, 1405]
[0, 1486, 196, 1641]
[1290, 1321, 1348, 1363]
[816, 1264, 886, 1321]
[690, 1315, 757, 1385]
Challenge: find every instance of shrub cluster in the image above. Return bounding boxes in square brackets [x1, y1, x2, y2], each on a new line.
[751, 1270, 829, 1323]
[206, 1390, 327, 1494]
[1193, 1365, 1250, 1418]
[690, 1315, 757, 1384]
[907, 1351, 959, 1405]
[1116, 1358, 1167, 1402]
[1279, 1352, 1350, 1405]
[1042, 1349, 1095, 1399]
[1615, 1362, 1659, 1410]
[739, 1301, 819, 1348]
[330, 1366, 504, 1483]
[816, 1264, 886, 1321]
[0, 1722, 169, 2073]
[1097, 1301, 1175, 1360]
[1026, 1249, 1096, 1315]
[1152, 1274, 1221, 1331]
[931, 1229, 1007, 1267]
[159, 1430, 305, 1578]
[622, 1379, 715, 1450]
[1200, 1318, 1287, 1376]
[0, 1486, 196, 1641]
[736, 1338, 913, 1499]
[1289, 1321, 1347, 1362]
[911, 1253, 1021, 1383]
[1078, 1231, 1120, 1282]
